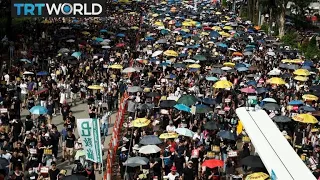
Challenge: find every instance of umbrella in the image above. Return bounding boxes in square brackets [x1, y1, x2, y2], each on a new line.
[262, 98, 277, 103]
[88, 85, 103, 90]
[288, 100, 304, 105]
[245, 172, 269, 180]
[177, 95, 197, 106]
[36, 71, 48, 76]
[159, 100, 177, 108]
[272, 116, 291, 123]
[174, 104, 191, 112]
[20, 58, 31, 63]
[302, 94, 318, 101]
[241, 156, 264, 168]
[122, 67, 137, 73]
[204, 121, 218, 130]
[195, 104, 211, 114]
[157, 39, 167, 44]
[211, 68, 224, 74]
[193, 54, 207, 61]
[23, 71, 34, 75]
[138, 104, 153, 110]
[140, 135, 162, 145]
[71, 52, 81, 58]
[292, 114, 318, 124]
[175, 128, 195, 137]
[240, 87, 256, 93]
[206, 76, 219, 81]
[299, 106, 316, 112]
[202, 159, 224, 168]
[173, 63, 186, 68]
[132, 118, 150, 128]
[127, 86, 143, 93]
[267, 77, 286, 85]
[58, 48, 70, 54]
[293, 69, 311, 76]
[29, 106, 48, 115]
[152, 50, 163, 57]
[217, 130, 237, 141]
[35, 88, 48, 95]
[123, 157, 149, 167]
[262, 103, 280, 111]
[0, 158, 9, 169]
[109, 64, 123, 69]
[256, 87, 268, 94]
[63, 175, 87, 180]
[201, 98, 216, 105]
[139, 145, 161, 154]
[146, 92, 160, 97]
[213, 80, 233, 89]
[159, 133, 179, 139]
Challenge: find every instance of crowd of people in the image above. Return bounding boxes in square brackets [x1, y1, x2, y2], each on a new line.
[0, 0, 319, 180]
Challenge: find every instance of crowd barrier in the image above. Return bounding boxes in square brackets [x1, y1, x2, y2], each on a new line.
[104, 92, 129, 180]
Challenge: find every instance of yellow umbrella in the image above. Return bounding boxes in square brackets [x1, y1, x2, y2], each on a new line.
[215, 12, 222, 15]
[163, 50, 178, 57]
[188, 64, 201, 68]
[245, 172, 269, 180]
[131, 26, 139, 30]
[152, 13, 159, 17]
[302, 94, 319, 101]
[267, 77, 286, 85]
[200, 32, 209, 36]
[236, 120, 243, 135]
[281, 59, 292, 63]
[159, 133, 179, 139]
[109, 64, 123, 69]
[223, 62, 235, 67]
[82, 31, 90, 35]
[88, 85, 103, 90]
[212, 26, 221, 31]
[293, 69, 310, 76]
[154, 21, 164, 27]
[213, 80, 233, 89]
[292, 114, 318, 124]
[181, 29, 190, 33]
[182, 21, 193, 26]
[292, 59, 304, 64]
[132, 118, 150, 128]
[294, 76, 308, 82]
[223, 26, 233, 30]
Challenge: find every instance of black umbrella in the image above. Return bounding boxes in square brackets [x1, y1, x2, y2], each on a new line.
[217, 130, 237, 141]
[262, 103, 280, 111]
[63, 175, 87, 180]
[201, 98, 216, 105]
[211, 68, 224, 74]
[138, 104, 154, 110]
[241, 156, 264, 168]
[0, 158, 9, 169]
[140, 135, 162, 145]
[159, 100, 177, 108]
[146, 92, 160, 97]
[204, 121, 218, 130]
[272, 116, 291, 123]
[256, 87, 268, 94]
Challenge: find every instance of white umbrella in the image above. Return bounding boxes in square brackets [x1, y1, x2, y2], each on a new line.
[221, 67, 232, 71]
[267, 51, 276, 56]
[232, 57, 243, 61]
[183, 59, 196, 63]
[175, 42, 185, 46]
[228, 48, 237, 51]
[139, 145, 161, 154]
[23, 71, 34, 75]
[66, 39, 75, 43]
[152, 50, 163, 57]
[122, 67, 137, 73]
[267, 68, 281, 76]
[175, 128, 195, 137]
[102, 46, 111, 49]
[262, 98, 277, 103]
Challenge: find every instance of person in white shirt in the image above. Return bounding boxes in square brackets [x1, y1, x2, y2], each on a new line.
[166, 166, 179, 180]
[166, 121, 176, 133]
[0, 148, 11, 162]
[20, 80, 28, 108]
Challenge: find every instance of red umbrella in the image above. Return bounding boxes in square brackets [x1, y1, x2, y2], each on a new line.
[203, 27, 212, 31]
[202, 159, 224, 169]
[240, 87, 256, 93]
[116, 43, 125, 48]
[35, 88, 48, 95]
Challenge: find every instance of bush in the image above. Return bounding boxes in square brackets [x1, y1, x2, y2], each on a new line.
[281, 31, 298, 48]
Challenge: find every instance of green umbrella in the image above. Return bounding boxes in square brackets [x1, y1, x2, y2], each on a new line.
[177, 95, 198, 106]
[193, 54, 207, 61]
[192, 35, 200, 41]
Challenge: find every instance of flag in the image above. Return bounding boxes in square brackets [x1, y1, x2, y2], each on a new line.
[77, 118, 103, 163]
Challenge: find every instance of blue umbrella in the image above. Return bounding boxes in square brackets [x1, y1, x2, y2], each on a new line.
[175, 22, 182, 27]
[237, 67, 248, 72]
[100, 29, 107, 33]
[201, 98, 216, 105]
[247, 80, 257, 86]
[174, 104, 191, 112]
[20, 59, 31, 63]
[256, 87, 268, 94]
[161, 29, 169, 35]
[217, 130, 237, 141]
[160, 62, 170, 67]
[217, 43, 228, 48]
[299, 106, 316, 112]
[71, 52, 81, 58]
[301, 66, 311, 70]
[303, 60, 313, 67]
[95, 37, 104, 42]
[178, 53, 188, 57]
[206, 76, 219, 81]
[210, 31, 220, 38]
[36, 71, 48, 76]
[145, 36, 154, 41]
[288, 100, 304, 105]
[116, 33, 125, 37]
[29, 106, 48, 115]
[235, 63, 246, 69]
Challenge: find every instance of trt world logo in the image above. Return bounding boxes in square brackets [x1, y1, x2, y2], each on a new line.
[12, 0, 106, 17]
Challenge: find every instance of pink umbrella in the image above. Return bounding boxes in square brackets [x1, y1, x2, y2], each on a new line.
[240, 87, 256, 93]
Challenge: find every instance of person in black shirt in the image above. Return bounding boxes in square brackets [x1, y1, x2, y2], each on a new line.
[61, 103, 70, 121]
[11, 119, 24, 144]
[48, 162, 60, 180]
[68, 111, 76, 127]
[50, 126, 60, 158]
[64, 130, 75, 163]
[24, 132, 37, 149]
[24, 115, 34, 132]
[0, 128, 9, 147]
[10, 151, 24, 171]
[64, 118, 74, 132]
[27, 94, 35, 111]
[182, 161, 196, 180]
[41, 133, 53, 148]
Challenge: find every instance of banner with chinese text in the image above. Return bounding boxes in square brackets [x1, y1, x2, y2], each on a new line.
[77, 118, 103, 163]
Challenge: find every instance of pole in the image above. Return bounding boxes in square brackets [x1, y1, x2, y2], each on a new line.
[194, 0, 197, 11]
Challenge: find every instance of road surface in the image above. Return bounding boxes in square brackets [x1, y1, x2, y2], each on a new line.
[21, 101, 116, 180]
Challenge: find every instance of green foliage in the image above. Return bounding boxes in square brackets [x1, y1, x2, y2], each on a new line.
[261, 23, 269, 34]
[281, 31, 298, 48]
[303, 37, 320, 59]
[222, 0, 227, 7]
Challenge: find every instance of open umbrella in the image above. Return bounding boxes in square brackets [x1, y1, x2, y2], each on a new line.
[217, 130, 237, 141]
[159, 100, 177, 108]
[204, 121, 218, 130]
[88, 85, 103, 90]
[174, 104, 191, 112]
[29, 106, 48, 115]
[140, 135, 162, 145]
[245, 172, 269, 180]
[241, 156, 264, 168]
[272, 116, 291, 123]
[131, 118, 150, 128]
[122, 67, 137, 73]
[123, 157, 149, 167]
[36, 71, 48, 76]
[202, 159, 224, 168]
[195, 104, 211, 114]
[262, 103, 280, 111]
[127, 86, 143, 93]
[159, 133, 179, 139]
[139, 145, 161, 154]
[292, 114, 318, 124]
[177, 95, 197, 106]
[175, 128, 194, 137]
[201, 98, 216, 105]
[262, 98, 277, 103]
